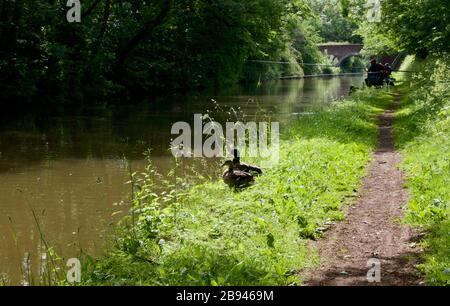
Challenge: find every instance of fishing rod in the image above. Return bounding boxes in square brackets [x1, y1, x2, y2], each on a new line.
[247, 60, 334, 66]
[280, 72, 364, 79]
[366, 70, 418, 73]
[247, 60, 418, 73]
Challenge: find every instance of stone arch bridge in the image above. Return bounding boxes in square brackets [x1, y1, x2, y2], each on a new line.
[317, 43, 364, 67]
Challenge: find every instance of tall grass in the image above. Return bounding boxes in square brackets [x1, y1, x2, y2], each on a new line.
[394, 54, 450, 285]
[5, 191, 71, 286]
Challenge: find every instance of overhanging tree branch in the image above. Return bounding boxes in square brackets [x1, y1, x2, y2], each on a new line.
[116, 0, 172, 72]
[84, 0, 102, 18]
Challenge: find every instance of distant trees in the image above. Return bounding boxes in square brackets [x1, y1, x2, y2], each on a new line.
[306, 0, 363, 44]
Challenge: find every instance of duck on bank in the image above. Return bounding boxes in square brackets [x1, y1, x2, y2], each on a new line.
[221, 160, 255, 189]
[232, 149, 263, 175]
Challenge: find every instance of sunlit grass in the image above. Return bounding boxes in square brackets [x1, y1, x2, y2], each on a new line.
[82, 88, 391, 286]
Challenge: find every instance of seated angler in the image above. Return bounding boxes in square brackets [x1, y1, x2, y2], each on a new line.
[366, 59, 386, 87]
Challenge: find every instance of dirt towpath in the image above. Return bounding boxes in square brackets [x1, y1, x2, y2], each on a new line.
[304, 94, 423, 286]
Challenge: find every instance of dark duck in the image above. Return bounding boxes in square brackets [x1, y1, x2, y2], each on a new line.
[221, 160, 254, 189]
[232, 149, 263, 175]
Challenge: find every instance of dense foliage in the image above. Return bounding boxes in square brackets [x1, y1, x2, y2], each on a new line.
[306, 0, 363, 44]
[0, 0, 334, 112]
[357, 0, 450, 57]
[380, 0, 450, 58]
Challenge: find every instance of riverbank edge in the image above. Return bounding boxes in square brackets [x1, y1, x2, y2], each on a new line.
[80, 88, 393, 286]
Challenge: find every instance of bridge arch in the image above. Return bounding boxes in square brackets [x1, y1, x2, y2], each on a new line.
[317, 43, 364, 67]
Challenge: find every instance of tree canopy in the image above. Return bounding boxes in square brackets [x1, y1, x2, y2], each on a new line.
[0, 0, 323, 111]
[306, 0, 363, 44]
[357, 0, 450, 57]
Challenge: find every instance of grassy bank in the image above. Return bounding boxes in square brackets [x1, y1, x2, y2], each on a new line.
[83, 89, 391, 286]
[394, 55, 450, 285]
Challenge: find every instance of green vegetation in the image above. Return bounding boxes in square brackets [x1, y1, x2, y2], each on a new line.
[2, 0, 449, 287]
[354, 0, 450, 286]
[306, 0, 363, 44]
[82, 89, 391, 285]
[340, 55, 366, 73]
[394, 55, 450, 285]
[358, 0, 450, 57]
[380, 0, 450, 58]
[0, 0, 340, 112]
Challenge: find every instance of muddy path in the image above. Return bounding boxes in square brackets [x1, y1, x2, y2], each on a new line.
[304, 93, 423, 286]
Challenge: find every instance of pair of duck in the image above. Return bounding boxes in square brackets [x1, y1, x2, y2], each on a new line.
[221, 149, 262, 189]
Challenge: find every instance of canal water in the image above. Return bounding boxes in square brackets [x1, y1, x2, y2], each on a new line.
[0, 75, 363, 284]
